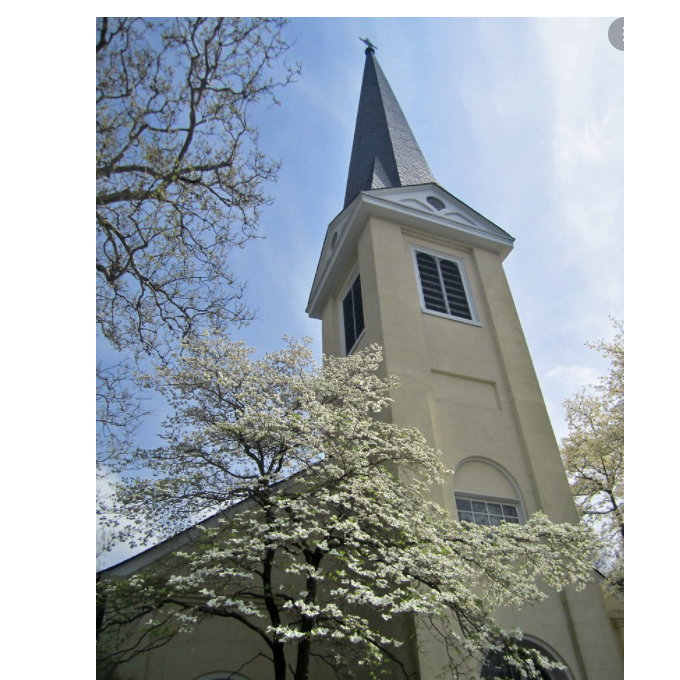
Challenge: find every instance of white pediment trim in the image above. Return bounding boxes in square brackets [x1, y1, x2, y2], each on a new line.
[306, 184, 514, 320]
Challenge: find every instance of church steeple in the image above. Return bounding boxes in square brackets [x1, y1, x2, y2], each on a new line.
[344, 45, 437, 208]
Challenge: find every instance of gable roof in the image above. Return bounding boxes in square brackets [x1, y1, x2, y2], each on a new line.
[99, 472, 304, 577]
[306, 184, 515, 320]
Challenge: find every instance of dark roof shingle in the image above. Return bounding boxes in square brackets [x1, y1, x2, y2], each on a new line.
[344, 48, 437, 208]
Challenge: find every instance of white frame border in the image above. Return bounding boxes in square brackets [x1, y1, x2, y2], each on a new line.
[338, 268, 365, 356]
[410, 245, 480, 326]
[453, 456, 528, 524]
[454, 490, 526, 525]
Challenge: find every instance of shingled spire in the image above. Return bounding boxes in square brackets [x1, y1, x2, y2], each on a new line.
[343, 45, 438, 208]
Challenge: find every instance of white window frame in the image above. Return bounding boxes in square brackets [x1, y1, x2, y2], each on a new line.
[339, 270, 365, 356]
[454, 490, 525, 526]
[411, 246, 480, 326]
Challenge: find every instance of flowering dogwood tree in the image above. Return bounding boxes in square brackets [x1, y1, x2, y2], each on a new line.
[96, 17, 299, 466]
[99, 336, 596, 680]
[561, 320, 624, 593]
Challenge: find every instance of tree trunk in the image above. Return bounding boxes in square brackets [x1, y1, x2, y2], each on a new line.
[273, 641, 287, 680]
[294, 551, 321, 680]
[262, 544, 287, 680]
[294, 634, 311, 680]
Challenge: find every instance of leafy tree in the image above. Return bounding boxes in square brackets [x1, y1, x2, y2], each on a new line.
[561, 320, 624, 592]
[96, 17, 299, 460]
[99, 336, 597, 680]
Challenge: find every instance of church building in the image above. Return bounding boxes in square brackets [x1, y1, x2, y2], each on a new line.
[100, 45, 623, 680]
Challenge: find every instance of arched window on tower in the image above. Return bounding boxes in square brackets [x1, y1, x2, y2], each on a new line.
[453, 458, 525, 526]
[480, 638, 574, 680]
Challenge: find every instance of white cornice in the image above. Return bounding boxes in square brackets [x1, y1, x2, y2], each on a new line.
[306, 184, 515, 320]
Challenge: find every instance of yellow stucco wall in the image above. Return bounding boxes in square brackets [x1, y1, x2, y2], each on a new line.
[320, 214, 623, 680]
[102, 208, 622, 680]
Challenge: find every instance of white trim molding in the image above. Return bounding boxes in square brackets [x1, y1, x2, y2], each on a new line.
[339, 269, 365, 355]
[411, 245, 480, 326]
[307, 185, 515, 320]
[453, 456, 527, 524]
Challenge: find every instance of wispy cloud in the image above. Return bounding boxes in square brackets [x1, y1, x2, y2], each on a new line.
[535, 18, 623, 291]
[545, 364, 601, 392]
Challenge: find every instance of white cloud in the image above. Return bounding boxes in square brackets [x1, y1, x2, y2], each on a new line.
[545, 364, 600, 392]
[543, 364, 600, 443]
[535, 18, 623, 278]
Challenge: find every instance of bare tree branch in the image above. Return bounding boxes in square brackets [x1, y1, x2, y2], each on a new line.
[96, 17, 300, 467]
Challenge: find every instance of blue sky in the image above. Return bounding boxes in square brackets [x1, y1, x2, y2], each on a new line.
[97, 17, 623, 568]
[235, 17, 623, 437]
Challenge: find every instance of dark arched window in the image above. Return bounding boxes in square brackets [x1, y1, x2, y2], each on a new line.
[480, 639, 572, 680]
[194, 673, 252, 680]
[426, 195, 446, 211]
[482, 653, 551, 680]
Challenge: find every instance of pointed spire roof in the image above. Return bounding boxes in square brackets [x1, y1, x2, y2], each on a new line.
[344, 46, 438, 208]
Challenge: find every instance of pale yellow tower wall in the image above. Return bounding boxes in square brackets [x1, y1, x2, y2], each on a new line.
[319, 214, 623, 680]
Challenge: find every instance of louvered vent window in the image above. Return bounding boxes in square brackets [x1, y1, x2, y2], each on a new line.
[343, 275, 365, 354]
[415, 251, 474, 321]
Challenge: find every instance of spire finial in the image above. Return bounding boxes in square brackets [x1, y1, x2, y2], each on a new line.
[343, 44, 437, 208]
[359, 37, 377, 53]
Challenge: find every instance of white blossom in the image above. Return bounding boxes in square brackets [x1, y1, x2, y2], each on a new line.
[561, 320, 624, 593]
[99, 335, 597, 680]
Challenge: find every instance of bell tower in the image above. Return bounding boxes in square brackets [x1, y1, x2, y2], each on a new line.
[307, 45, 623, 680]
